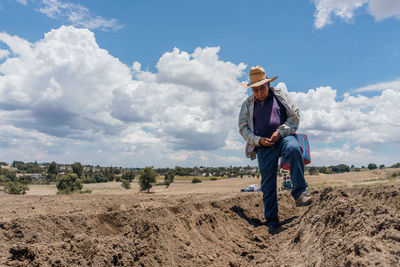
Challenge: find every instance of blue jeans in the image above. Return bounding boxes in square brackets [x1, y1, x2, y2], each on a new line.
[256, 135, 307, 221]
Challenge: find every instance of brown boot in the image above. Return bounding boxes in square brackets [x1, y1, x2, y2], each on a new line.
[295, 193, 312, 207]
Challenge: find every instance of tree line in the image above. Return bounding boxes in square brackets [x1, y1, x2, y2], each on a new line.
[1, 160, 399, 194]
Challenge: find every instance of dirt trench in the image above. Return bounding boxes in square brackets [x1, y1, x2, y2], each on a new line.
[0, 185, 399, 266]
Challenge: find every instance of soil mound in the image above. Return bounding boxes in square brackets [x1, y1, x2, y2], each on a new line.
[0, 185, 399, 266]
[288, 187, 400, 266]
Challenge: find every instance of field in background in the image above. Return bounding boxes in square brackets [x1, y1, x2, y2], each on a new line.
[2, 168, 398, 196]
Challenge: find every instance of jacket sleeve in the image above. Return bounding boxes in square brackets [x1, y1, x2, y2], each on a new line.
[238, 100, 261, 146]
[277, 91, 300, 137]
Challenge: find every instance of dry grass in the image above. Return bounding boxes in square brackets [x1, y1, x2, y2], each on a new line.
[1, 169, 399, 196]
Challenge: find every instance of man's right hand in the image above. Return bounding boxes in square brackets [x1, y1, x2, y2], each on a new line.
[259, 137, 275, 147]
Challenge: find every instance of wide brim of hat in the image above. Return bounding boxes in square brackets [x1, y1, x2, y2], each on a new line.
[246, 76, 278, 87]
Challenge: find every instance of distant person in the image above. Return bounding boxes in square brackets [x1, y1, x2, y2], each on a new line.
[238, 66, 312, 234]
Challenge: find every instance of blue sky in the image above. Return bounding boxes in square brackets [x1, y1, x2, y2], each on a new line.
[0, 0, 400, 167]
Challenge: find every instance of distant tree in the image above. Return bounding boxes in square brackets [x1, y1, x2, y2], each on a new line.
[56, 174, 83, 194]
[319, 166, 328, 173]
[121, 170, 135, 182]
[0, 162, 7, 166]
[106, 173, 115, 182]
[331, 164, 350, 173]
[368, 163, 378, 170]
[47, 161, 59, 175]
[326, 168, 334, 174]
[93, 172, 107, 183]
[12, 160, 25, 170]
[391, 163, 400, 168]
[139, 167, 157, 193]
[71, 162, 83, 178]
[379, 164, 385, 169]
[164, 172, 174, 187]
[121, 179, 131, 189]
[308, 166, 319, 175]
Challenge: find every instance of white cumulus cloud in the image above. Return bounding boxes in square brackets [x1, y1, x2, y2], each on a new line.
[0, 49, 9, 59]
[311, 145, 390, 166]
[1, 26, 399, 167]
[312, 0, 368, 29]
[312, 0, 400, 29]
[368, 0, 400, 20]
[290, 86, 400, 147]
[0, 26, 248, 166]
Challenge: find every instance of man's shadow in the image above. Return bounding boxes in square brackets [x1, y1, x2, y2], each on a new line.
[230, 205, 298, 230]
[230, 205, 264, 227]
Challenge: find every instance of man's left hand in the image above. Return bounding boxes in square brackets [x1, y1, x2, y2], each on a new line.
[270, 131, 282, 142]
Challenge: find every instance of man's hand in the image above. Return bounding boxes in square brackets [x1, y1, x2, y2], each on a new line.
[270, 131, 282, 142]
[259, 137, 275, 147]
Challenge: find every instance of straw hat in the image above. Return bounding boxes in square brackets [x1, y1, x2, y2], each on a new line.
[246, 66, 277, 87]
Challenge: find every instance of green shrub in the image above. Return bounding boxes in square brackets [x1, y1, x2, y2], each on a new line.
[391, 172, 400, 178]
[93, 172, 108, 183]
[44, 174, 57, 184]
[4, 182, 29, 195]
[0, 168, 16, 182]
[17, 175, 33, 185]
[164, 173, 174, 187]
[0, 174, 7, 185]
[56, 174, 83, 195]
[81, 189, 92, 194]
[192, 178, 202, 183]
[121, 179, 131, 189]
[210, 177, 217, 181]
[82, 176, 96, 184]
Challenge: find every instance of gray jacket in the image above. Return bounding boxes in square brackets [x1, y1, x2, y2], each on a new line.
[238, 86, 300, 160]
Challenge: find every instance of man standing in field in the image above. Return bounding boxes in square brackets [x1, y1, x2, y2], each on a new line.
[238, 66, 312, 234]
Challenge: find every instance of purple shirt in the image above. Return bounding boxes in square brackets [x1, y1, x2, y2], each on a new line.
[253, 90, 287, 139]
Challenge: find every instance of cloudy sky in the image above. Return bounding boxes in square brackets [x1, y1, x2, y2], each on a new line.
[0, 0, 399, 168]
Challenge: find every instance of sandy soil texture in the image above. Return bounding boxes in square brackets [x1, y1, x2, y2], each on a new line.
[1, 183, 399, 266]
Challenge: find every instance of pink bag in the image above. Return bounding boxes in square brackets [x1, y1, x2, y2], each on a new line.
[279, 133, 311, 171]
